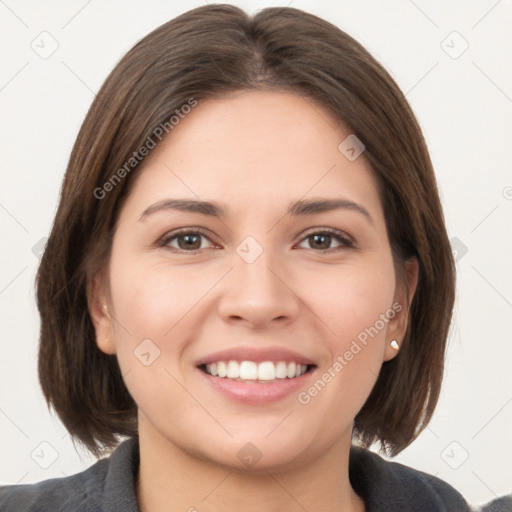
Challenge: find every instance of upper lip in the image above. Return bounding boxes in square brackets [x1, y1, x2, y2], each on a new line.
[195, 347, 317, 367]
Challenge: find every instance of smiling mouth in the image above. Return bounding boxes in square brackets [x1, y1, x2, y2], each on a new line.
[198, 360, 316, 382]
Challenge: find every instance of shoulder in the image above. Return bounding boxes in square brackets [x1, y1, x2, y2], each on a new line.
[479, 494, 512, 512]
[0, 437, 139, 512]
[0, 459, 109, 511]
[349, 445, 472, 511]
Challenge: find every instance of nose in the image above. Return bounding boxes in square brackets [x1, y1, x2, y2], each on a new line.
[216, 246, 301, 329]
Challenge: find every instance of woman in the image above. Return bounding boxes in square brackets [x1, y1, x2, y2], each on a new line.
[0, 4, 473, 511]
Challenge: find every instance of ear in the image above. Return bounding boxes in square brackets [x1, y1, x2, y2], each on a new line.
[383, 258, 419, 362]
[87, 271, 117, 355]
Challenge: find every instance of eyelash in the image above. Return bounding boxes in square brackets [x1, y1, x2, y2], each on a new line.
[158, 227, 355, 254]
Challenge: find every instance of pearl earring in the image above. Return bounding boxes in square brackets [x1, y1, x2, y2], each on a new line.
[390, 339, 399, 350]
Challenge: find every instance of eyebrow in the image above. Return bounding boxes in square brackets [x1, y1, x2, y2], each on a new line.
[138, 197, 373, 224]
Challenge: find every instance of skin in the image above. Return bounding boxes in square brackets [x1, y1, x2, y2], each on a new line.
[89, 90, 418, 512]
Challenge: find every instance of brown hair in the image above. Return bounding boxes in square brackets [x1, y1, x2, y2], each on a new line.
[36, 4, 455, 457]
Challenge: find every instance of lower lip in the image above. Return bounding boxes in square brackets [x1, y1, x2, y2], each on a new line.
[198, 368, 315, 405]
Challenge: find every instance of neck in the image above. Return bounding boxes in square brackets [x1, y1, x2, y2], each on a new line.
[136, 419, 365, 512]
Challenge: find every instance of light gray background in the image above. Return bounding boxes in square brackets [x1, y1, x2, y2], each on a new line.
[0, 0, 511, 508]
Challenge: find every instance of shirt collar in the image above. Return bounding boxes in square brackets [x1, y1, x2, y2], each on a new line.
[101, 436, 467, 511]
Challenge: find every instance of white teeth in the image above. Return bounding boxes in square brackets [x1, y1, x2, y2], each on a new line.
[258, 361, 275, 381]
[239, 361, 258, 380]
[203, 360, 310, 381]
[217, 361, 227, 377]
[227, 360, 239, 378]
[275, 361, 287, 379]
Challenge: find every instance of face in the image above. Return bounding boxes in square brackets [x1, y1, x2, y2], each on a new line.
[90, 90, 416, 472]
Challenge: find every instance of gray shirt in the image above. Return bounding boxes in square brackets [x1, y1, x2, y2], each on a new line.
[0, 436, 473, 511]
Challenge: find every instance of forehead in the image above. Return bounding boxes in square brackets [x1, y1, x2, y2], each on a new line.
[119, 90, 383, 223]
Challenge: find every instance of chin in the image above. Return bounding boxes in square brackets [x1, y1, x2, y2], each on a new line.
[187, 424, 325, 474]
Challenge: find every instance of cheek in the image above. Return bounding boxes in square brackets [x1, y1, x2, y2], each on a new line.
[303, 255, 396, 397]
[105, 254, 197, 416]
[108, 253, 207, 336]
[108, 241, 396, 362]
[308, 257, 396, 344]
[106, 250, 224, 388]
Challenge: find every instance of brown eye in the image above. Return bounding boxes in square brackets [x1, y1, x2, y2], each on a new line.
[297, 230, 354, 251]
[159, 228, 354, 254]
[160, 229, 215, 252]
